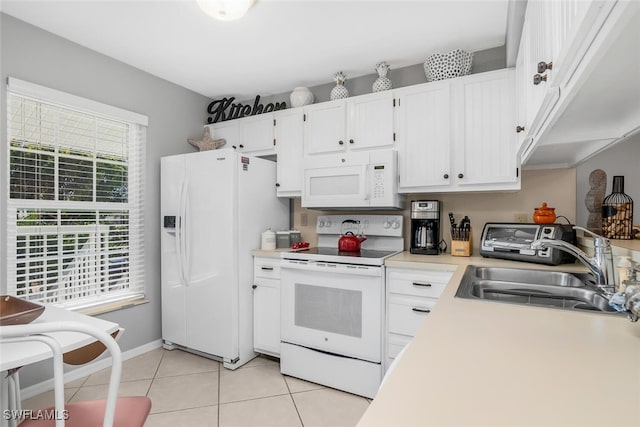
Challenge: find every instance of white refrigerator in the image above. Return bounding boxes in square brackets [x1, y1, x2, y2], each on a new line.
[160, 148, 288, 369]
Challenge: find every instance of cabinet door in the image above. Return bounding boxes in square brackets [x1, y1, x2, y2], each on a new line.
[454, 69, 518, 186]
[515, 19, 529, 155]
[396, 82, 451, 192]
[208, 121, 239, 148]
[347, 91, 395, 151]
[253, 277, 280, 356]
[239, 113, 275, 154]
[304, 100, 347, 155]
[274, 109, 304, 197]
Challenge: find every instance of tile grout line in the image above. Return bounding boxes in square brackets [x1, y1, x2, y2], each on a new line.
[283, 376, 305, 427]
[145, 349, 166, 398]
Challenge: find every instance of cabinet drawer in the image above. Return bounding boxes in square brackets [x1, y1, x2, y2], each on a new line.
[254, 258, 281, 279]
[387, 333, 412, 360]
[387, 269, 452, 298]
[388, 295, 438, 336]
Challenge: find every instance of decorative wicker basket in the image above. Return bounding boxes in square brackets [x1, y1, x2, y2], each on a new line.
[424, 49, 473, 82]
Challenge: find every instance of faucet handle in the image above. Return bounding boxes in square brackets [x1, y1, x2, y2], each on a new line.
[573, 226, 610, 248]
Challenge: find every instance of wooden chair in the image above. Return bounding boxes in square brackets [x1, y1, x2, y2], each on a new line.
[0, 321, 151, 427]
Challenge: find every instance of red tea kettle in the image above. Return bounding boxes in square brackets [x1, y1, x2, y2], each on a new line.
[338, 220, 367, 252]
[339, 231, 367, 252]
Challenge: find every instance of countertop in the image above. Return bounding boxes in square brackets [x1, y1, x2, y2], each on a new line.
[359, 252, 640, 427]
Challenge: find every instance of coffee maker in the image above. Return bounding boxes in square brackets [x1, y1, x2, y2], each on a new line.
[410, 200, 441, 255]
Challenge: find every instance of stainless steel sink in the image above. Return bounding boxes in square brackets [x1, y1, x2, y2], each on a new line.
[455, 265, 621, 314]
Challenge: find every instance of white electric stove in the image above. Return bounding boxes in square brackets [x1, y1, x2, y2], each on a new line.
[280, 215, 404, 398]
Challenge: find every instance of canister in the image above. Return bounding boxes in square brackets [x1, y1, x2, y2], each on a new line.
[276, 231, 291, 248]
[261, 228, 276, 250]
[289, 230, 302, 245]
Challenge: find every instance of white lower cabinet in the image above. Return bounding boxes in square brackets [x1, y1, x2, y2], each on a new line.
[253, 257, 281, 357]
[385, 267, 453, 371]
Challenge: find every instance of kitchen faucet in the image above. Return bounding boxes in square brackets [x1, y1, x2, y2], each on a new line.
[531, 226, 616, 296]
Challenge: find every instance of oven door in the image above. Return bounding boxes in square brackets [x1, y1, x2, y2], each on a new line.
[281, 260, 383, 363]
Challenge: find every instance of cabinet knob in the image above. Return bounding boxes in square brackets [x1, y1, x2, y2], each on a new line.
[338, 140, 344, 145]
[443, 174, 449, 179]
[232, 145, 237, 150]
[239, 144, 244, 148]
[275, 183, 280, 187]
[533, 74, 547, 85]
[537, 61, 553, 73]
[252, 284, 257, 289]
[349, 139, 354, 144]
[516, 125, 525, 133]
[458, 173, 464, 179]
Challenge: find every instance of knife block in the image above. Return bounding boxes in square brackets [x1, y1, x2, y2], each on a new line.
[451, 229, 472, 257]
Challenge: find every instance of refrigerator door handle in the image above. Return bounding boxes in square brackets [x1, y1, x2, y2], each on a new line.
[177, 179, 188, 286]
[181, 180, 192, 284]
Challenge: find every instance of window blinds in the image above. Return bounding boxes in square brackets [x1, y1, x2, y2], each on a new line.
[6, 79, 146, 310]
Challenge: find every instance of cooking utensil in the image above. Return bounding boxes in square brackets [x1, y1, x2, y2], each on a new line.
[339, 231, 367, 252]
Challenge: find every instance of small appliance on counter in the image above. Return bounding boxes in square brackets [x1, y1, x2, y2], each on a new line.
[410, 200, 440, 255]
[480, 222, 577, 265]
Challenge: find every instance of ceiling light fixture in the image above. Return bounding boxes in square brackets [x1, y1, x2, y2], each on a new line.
[196, 0, 256, 21]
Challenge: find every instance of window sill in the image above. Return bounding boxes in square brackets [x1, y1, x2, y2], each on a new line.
[78, 297, 149, 316]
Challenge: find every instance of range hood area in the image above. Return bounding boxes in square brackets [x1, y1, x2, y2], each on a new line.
[523, 3, 640, 169]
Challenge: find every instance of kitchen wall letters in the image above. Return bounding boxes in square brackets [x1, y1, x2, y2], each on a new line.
[207, 95, 287, 123]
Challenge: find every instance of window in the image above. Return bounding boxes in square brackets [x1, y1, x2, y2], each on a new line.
[6, 78, 147, 310]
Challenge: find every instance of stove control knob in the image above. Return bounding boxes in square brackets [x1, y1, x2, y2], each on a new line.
[383, 220, 391, 229]
[318, 220, 325, 228]
[392, 220, 400, 229]
[325, 220, 332, 228]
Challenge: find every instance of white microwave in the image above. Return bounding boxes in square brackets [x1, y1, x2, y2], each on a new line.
[302, 150, 405, 210]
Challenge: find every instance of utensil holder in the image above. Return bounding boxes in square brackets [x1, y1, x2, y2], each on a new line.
[451, 230, 472, 257]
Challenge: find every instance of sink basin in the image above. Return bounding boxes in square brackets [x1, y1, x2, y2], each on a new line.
[455, 266, 621, 314]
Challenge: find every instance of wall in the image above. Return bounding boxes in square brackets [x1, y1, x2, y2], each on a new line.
[0, 14, 210, 386]
[576, 133, 640, 229]
[239, 46, 506, 107]
[292, 168, 577, 252]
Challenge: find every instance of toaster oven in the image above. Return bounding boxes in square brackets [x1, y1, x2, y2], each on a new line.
[480, 223, 577, 265]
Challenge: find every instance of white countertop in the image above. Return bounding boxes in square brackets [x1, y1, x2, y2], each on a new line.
[358, 253, 640, 427]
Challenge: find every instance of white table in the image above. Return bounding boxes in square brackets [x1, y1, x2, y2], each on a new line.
[0, 305, 119, 426]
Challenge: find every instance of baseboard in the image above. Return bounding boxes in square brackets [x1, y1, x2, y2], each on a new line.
[20, 339, 163, 400]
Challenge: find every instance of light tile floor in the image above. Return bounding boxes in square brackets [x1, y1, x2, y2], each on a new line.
[22, 348, 371, 427]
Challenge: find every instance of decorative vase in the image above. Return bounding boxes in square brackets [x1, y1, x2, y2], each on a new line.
[330, 71, 349, 100]
[601, 175, 634, 239]
[424, 49, 474, 82]
[372, 61, 392, 92]
[289, 87, 314, 108]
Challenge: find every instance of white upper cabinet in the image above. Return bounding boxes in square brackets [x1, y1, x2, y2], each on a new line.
[304, 100, 347, 155]
[304, 92, 395, 156]
[207, 121, 239, 149]
[397, 69, 519, 193]
[207, 114, 276, 156]
[396, 81, 451, 191]
[346, 91, 395, 151]
[518, 0, 639, 168]
[274, 108, 304, 197]
[238, 113, 275, 155]
[454, 69, 518, 188]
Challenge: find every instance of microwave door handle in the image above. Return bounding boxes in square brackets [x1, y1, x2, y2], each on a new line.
[363, 163, 370, 200]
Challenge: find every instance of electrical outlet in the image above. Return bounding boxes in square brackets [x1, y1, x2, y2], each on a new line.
[514, 213, 528, 223]
[300, 213, 308, 227]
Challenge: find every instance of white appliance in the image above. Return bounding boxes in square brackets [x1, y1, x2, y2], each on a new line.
[302, 150, 405, 210]
[160, 148, 288, 369]
[280, 215, 403, 398]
